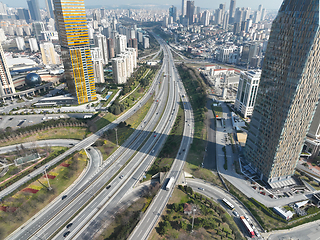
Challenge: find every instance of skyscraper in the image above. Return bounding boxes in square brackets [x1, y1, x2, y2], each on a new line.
[186, 1, 194, 25]
[181, 0, 187, 17]
[53, 0, 97, 104]
[27, 0, 41, 21]
[0, 43, 15, 97]
[169, 5, 177, 22]
[245, 0, 320, 187]
[45, 0, 54, 19]
[229, 0, 236, 24]
[17, 8, 30, 23]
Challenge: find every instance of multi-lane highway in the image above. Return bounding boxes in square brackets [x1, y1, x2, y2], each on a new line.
[128, 36, 194, 240]
[50, 38, 182, 240]
[5, 52, 168, 239]
[6, 37, 186, 240]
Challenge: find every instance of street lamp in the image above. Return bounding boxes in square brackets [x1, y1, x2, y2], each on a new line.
[115, 128, 119, 146]
[44, 165, 52, 190]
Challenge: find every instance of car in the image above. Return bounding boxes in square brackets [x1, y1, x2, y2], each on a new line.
[9, 117, 13, 120]
[69, 143, 74, 146]
[61, 195, 67, 200]
[66, 223, 73, 229]
[119, 175, 124, 179]
[29, 120, 33, 123]
[152, 150, 155, 153]
[63, 231, 70, 237]
[198, 187, 204, 191]
[179, 152, 181, 155]
[106, 185, 111, 189]
[183, 149, 185, 151]
[233, 211, 240, 217]
[154, 134, 156, 137]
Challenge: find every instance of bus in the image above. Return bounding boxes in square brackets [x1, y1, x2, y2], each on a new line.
[222, 198, 235, 211]
[166, 177, 175, 191]
[240, 216, 255, 238]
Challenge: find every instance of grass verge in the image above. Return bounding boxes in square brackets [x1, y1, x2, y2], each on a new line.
[144, 103, 185, 181]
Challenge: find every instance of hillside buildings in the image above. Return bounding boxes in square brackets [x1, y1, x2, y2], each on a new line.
[245, 0, 320, 188]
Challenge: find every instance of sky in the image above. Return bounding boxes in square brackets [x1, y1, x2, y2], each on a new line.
[1, 0, 283, 11]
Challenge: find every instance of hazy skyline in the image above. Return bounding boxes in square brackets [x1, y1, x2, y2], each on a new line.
[1, 0, 283, 10]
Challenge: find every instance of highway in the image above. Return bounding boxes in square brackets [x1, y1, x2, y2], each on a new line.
[0, 139, 80, 153]
[128, 37, 194, 240]
[5, 52, 168, 239]
[0, 52, 164, 201]
[49, 39, 181, 240]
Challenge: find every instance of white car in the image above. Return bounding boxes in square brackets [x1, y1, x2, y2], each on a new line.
[233, 211, 240, 217]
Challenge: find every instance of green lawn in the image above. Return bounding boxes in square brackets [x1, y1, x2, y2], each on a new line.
[149, 186, 244, 240]
[0, 151, 88, 239]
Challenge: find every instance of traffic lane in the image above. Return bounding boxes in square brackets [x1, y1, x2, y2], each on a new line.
[0, 139, 80, 153]
[37, 78, 172, 239]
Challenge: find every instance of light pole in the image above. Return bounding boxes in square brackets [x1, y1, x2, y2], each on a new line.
[44, 165, 52, 190]
[115, 128, 118, 146]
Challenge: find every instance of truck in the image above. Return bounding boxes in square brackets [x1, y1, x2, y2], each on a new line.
[240, 216, 255, 238]
[166, 177, 175, 191]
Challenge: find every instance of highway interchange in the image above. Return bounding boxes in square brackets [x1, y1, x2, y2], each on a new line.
[2, 36, 319, 240]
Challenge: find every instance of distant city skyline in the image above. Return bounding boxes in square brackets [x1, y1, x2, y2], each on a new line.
[1, 0, 283, 10]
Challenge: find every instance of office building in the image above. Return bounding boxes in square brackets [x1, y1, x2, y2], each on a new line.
[202, 10, 210, 26]
[28, 38, 38, 52]
[53, 0, 97, 104]
[235, 70, 261, 118]
[17, 8, 30, 23]
[229, 0, 236, 24]
[245, 0, 320, 187]
[40, 41, 59, 65]
[27, 0, 41, 21]
[91, 47, 104, 83]
[169, 5, 177, 22]
[45, 0, 54, 19]
[32, 22, 45, 41]
[182, 0, 187, 17]
[0, 43, 15, 97]
[15, 37, 25, 50]
[186, 1, 195, 25]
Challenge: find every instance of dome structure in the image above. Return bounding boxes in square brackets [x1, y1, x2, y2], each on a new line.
[25, 73, 41, 87]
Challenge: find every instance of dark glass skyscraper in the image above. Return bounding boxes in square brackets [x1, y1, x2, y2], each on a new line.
[229, 0, 236, 24]
[245, 0, 320, 187]
[186, 1, 194, 25]
[27, 0, 41, 21]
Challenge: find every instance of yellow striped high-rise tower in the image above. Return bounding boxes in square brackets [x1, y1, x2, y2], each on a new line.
[53, 0, 96, 104]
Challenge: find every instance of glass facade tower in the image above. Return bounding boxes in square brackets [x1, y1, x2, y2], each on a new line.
[245, 0, 320, 186]
[53, 0, 96, 104]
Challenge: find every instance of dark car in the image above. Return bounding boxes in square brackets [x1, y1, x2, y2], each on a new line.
[66, 223, 73, 229]
[106, 185, 111, 189]
[62, 195, 67, 200]
[63, 231, 70, 237]
[9, 117, 13, 120]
